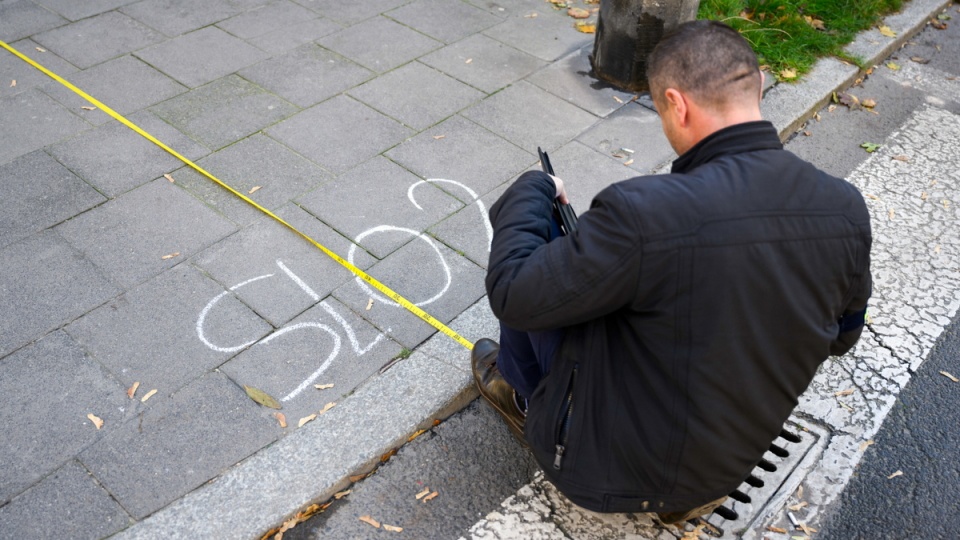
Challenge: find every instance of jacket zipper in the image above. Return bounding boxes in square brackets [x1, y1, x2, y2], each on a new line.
[553, 365, 578, 470]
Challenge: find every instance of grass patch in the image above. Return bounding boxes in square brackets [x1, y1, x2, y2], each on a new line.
[698, 0, 905, 80]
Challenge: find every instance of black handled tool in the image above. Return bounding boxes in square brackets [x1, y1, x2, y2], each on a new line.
[537, 147, 578, 235]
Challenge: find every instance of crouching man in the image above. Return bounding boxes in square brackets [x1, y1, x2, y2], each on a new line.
[473, 20, 872, 524]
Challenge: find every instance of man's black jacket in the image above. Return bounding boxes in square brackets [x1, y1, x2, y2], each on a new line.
[486, 121, 872, 513]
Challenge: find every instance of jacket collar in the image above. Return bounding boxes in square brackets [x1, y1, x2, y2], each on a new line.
[671, 120, 782, 174]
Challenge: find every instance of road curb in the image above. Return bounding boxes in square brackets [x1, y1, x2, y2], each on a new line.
[109, 1, 956, 538]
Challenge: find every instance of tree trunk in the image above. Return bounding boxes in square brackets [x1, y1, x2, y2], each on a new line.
[590, 0, 701, 93]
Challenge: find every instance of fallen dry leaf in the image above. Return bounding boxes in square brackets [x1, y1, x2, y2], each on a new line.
[803, 131, 812, 137]
[366, 298, 374, 311]
[575, 21, 596, 33]
[893, 155, 910, 162]
[934, 244, 941, 255]
[127, 381, 140, 399]
[838, 92, 860, 109]
[623, 159, 634, 166]
[10, 80, 16, 87]
[87, 413, 104, 430]
[465, 58, 472, 64]
[349, 473, 369, 482]
[797, 485, 804, 500]
[943, 199, 951, 209]
[878, 25, 896, 37]
[911, 56, 931, 64]
[568, 7, 590, 18]
[862, 98, 877, 108]
[886, 61, 901, 71]
[860, 439, 875, 452]
[834, 389, 855, 397]
[930, 18, 948, 30]
[432, 135, 445, 140]
[319, 402, 336, 415]
[244, 385, 281, 409]
[81, 106, 96, 111]
[941, 371, 960, 382]
[298, 414, 317, 427]
[141, 389, 158, 402]
[248, 186, 261, 194]
[275, 412, 287, 428]
[164, 173, 175, 183]
[358, 515, 381, 528]
[35, 47, 46, 52]
[383, 524, 403, 533]
[422, 490, 438, 502]
[828, 104, 837, 113]
[334, 489, 352, 499]
[407, 429, 427, 442]
[415, 488, 431, 500]
[613, 96, 623, 104]
[888, 208, 895, 219]
[799, 523, 818, 535]
[865, 193, 879, 200]
[161, 252, 180, 260]
[314, 383, 334, 390]
[887, 470, 903, 479]
[788, 501, 809, 511]
[767, 526, 788, 533]
[839, 401, 855, 412]
[803, 15, 825, 30]
[381, 448, 397, 462]
[524, 12, 538, 18]
[779, 68, 797, 80]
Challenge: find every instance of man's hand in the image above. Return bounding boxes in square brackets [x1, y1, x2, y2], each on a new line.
[549, 174, 569, 204]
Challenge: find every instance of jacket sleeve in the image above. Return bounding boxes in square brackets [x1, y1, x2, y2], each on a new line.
[830, 228, 873, 356]
[486, 171, 643, 332]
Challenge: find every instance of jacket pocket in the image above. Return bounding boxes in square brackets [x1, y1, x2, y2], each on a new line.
[552, 363, 578, 471]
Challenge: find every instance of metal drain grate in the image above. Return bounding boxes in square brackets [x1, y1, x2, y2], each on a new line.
[701, 419, 829, 538]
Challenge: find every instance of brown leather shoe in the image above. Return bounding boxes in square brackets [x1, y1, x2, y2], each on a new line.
[471, 338, 526, 445]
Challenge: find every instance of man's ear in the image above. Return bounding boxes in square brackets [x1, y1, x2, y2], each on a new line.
[664, 88, 688, 126]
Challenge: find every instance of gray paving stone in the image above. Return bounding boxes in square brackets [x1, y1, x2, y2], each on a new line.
[331, 232, 488, 349]
[527, 46, 635, 117]
[462, 0, 547, 18]
[576, 103, 676, 175]
[0, 151, 105, 249]
[349, 61, 484, 130]
[386, 114, 535, 197]
[483, 6, 592, 61]
[428, 181, 507, 269]
[0, 0, 66, 42]
[0, 460, 131, 538]
[193, 204, 376, 327]
[318, 15, 441, 74]
[169, 133, 331, 226]
[135, 26, 269, 88]
[461, 80, 597, 152]
[266, 94, 413, 174]
[121, 0, 271, 37]
[0, 331, 127, 504]
[0, 89, 90, 165]
[0, 232, 119, 357]
[217, 0, 317, 39]
[150, 74, 297, 150]
[221, 298, 403, 426]
[0, 38, 78, 100]
[248, 17, 342, 55]
[296, 156, 463, 258]
[536, 140, 635, 211]
[419, 33, 545, 93]
[239, 43, 372, 108]
[55, 179, 237, 289]
[41, 55, 187, 127]
[33, 11, 164, 70]
[33, 0, 138, 21]
[48, 109, 209, 197]
[80, 372, 282, 519]
[386, 0, 501, 44]
[291, 0, 411, 26]
[65, 264, 273, 398]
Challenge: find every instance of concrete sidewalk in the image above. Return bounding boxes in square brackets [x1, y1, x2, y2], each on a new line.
[0, 0, 952, 538]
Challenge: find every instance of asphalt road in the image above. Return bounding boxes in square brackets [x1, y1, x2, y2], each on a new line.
[818, 316, 960, 539]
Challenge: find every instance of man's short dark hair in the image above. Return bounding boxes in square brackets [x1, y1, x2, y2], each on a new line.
[647, 20, 760, 110]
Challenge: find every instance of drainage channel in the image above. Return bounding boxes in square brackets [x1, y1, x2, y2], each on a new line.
[702, 419, 830, 539]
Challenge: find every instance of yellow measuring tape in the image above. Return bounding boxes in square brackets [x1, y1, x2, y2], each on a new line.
[1, 39, 474, 351]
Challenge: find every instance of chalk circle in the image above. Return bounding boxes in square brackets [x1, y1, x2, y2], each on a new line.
[348, 225, 451, 308]
[408, 179, 493, 252]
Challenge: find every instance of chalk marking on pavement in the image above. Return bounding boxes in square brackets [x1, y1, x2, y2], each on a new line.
[276, 260, 321, 302]
[196, 274, 274, 353]
[408, 179, 494, 251]
[347, 225, 452, 308]
[258, 323, 341, 402]
[0, 39, 474, 352]
[319, 301, 384, 355]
